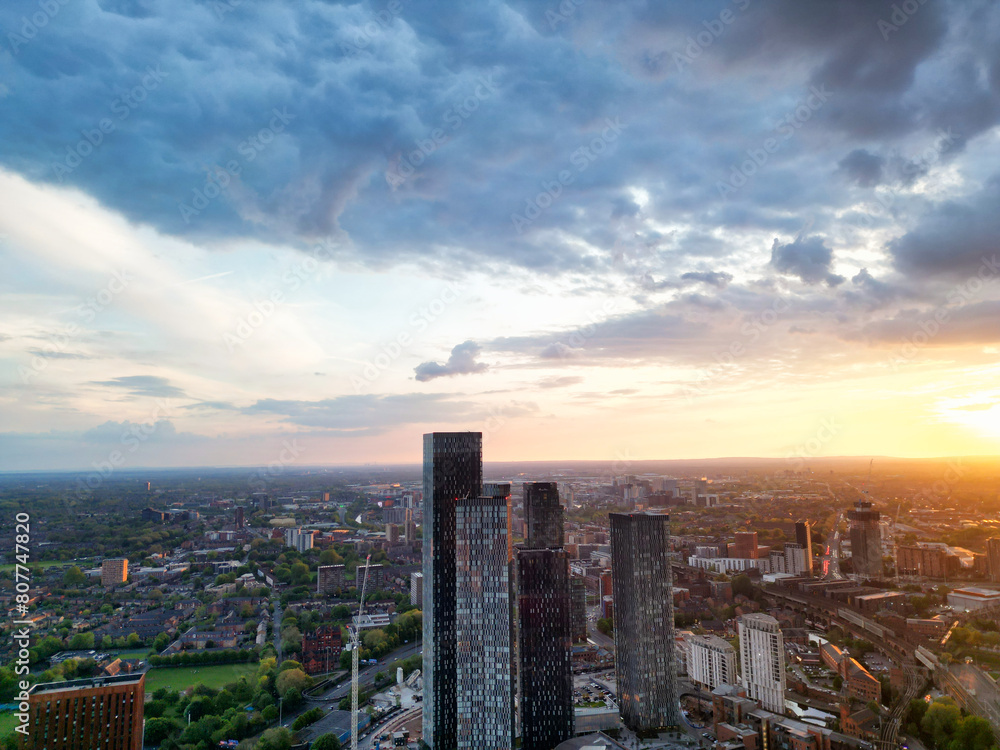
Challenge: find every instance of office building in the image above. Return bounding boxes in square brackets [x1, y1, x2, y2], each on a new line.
[795, 521, 813, 576]
[524, 481, 564, 549]
[688, 634, 738, 691]
[738, 613, 786, 714]
[988, 538, 1000, 583]
[317, 564, 346, 595]
[422, 432, 483, 750]
[732, 531, 759, 559]
[610, 512, 681, 731]
[101, 558, 128, 588]
[410, 571, 423, 606]
[23, 673, 145, 750]
[455, 493, 514, 749]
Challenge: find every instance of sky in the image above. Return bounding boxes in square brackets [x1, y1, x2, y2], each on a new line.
[1, 0, 1000, 471]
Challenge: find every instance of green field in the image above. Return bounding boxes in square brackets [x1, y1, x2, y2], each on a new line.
[0, 712, 20, 739]
[144, 663, 257, 693]
[110, 649, 153, 660]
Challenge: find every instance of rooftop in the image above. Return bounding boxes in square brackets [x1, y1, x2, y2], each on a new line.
[30, 673, 145, 696]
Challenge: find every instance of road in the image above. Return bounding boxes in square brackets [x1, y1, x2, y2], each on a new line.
[586, 604, 615, 650]
[313, 641, 422, 701]
[272, 596, 283, 663]
[359, 706, 422, 749]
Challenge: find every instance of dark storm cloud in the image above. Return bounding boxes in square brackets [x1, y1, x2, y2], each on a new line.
[888, 176, 1000, 279]
[0, 0, 995, 281]
[769, 236, 845, 286]
[839, 149, 885, 187]
[414, 340, 488, 382]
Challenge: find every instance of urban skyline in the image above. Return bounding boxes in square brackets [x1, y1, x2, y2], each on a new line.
[2, 2, 1000, 471]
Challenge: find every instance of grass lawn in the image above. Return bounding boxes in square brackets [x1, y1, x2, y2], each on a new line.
[0, 712, 20, 739]
[144, 663, 257, 693]
[110, 649, 153, 660]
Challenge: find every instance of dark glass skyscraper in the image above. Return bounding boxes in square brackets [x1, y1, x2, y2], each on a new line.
[795, 520, 813, 575]
[610, 512, 681, 731]
[422, 432, 482, 749]
[524, 481, 563, 549]
[516, 481, 573, 749]
[516, 548, 574, 749]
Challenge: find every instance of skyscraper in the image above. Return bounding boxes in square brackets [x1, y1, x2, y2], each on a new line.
[739, 613, 786, 714]
[524, 481, 564, 549]
[234, 505, 245, 529]
[987, 538, 1000, 583]
[422, 432, 483, 750]
[610, 512, 681, 731]
[455, 493, 514, 749]
[516, 482, 574, 749]
[23, 673, 145, 750]
[795, 520, 813, 575]
[848, 500, 883, 580]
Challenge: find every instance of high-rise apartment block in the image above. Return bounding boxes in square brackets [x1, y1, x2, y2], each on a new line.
[848, 501, 882, 579]
[795, 520, 813, 575]
[422, 432, 483, 749]
[524, 481, 563, 549]
[739, 613, 786, 714]
[610, 512, 681, 731]
[317, 564, 346, 595]
[234, 506, 245, 529]
[101, 558, 128, 588]
[688, 634, 738, 691]
[410, 571, 423, 606]
[454, 493, 514, 749]
[23, 673, 145, 750]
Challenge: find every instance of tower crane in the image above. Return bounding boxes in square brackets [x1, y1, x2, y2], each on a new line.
[348, 555, 372, 750]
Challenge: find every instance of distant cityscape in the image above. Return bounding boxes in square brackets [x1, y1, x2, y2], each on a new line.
[3, 444, 1000, 749]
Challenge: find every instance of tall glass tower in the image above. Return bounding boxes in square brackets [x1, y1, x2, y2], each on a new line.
[610, 512, 681, 731]
[422, 432, 482, 749]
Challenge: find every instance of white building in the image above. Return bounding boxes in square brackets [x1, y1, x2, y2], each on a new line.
[283, 527, 314, 552]
[688, 634, 738, 691]
[410, 571, 423, 607]
[739, 613, 786, 714]
[947, 587, 1000, 612]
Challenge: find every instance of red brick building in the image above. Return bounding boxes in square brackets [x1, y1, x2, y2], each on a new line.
[23, 673, 145, 750]
[301, 625, 343, 675]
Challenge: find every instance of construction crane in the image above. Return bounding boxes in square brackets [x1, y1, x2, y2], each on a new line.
[348, 554, 372, 750]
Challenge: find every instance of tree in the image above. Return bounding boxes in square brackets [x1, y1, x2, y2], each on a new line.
[68, 632, 95, 650]
[275, 668, 312, 696]
[732, 574, 754, 598]
[921, 697, 961, 749]
[144, 717, 181, 745]
[257, 728, 293, 750]
[950, 715, 996, 750]
[311, 734, 342, 750]
[63, 566, 88, 587]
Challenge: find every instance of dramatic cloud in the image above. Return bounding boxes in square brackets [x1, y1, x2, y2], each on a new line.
[414, 341, 488, 382]
[770, 236, 845, 287]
